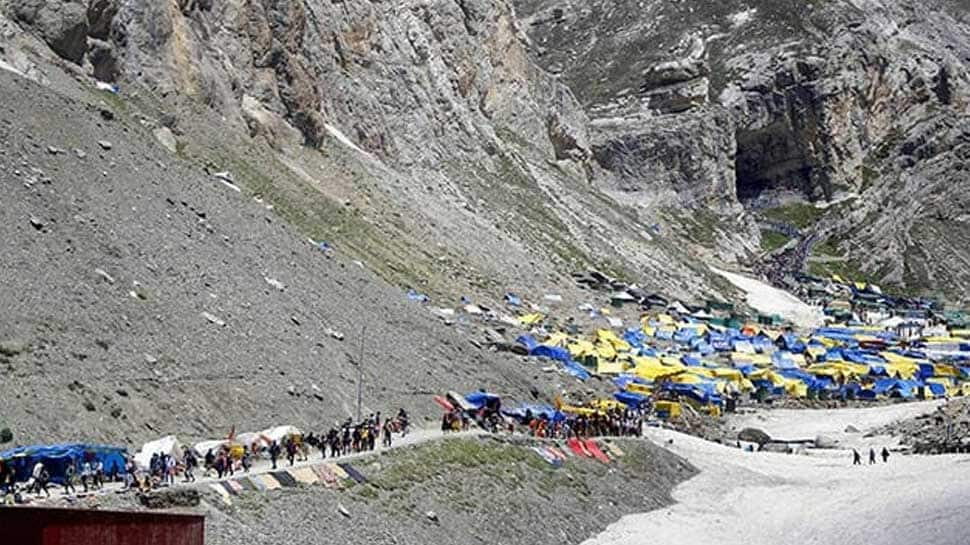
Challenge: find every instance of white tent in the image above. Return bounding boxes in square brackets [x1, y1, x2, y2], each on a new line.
[260, 425, 302, 444]
[235, 432, 269, 451]
[134, 435, 183, 469]
[192, 439, 229, 456]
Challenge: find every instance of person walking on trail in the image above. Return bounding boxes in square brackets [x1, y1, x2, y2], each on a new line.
[31, 461, 50, 498]
[269, 441, 281, 470]
[63, 463, 77, 495]
[852, 449, 862, 465]
[382, 420, 393, 448]
[397, 408, 409, 437]
[81, 460, 94, 492]
[183, 451, 197, 483]
[881, 447, 890, 463]
[868, 448, 877, 465]
[286, 439, 297, 467]
[204, 449, 215, 475]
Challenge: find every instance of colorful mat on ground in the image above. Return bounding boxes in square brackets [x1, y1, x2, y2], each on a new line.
[258, 473, 281, 490]
[566, 438, 591, 458]
[337, 463, 367, 484]
[290, 467, 319, 485]
[584, 440, 611, 463]
[272, 470, 298, 487]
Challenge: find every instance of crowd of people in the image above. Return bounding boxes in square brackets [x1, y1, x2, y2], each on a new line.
[305, 409, 408, 459]
[852, 447, 891, 465]
[515, 407, 646, 440]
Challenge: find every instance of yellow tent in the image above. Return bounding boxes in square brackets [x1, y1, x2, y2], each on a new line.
[710, 367, 744, 381]
[568, 339, 597, 358]
[633, 356, 683, 380]
[591, 399, 624, 412]
[519, 313, 544, 325]
[597, 359, 626, 375]
[561, 405, 598, 416]
[544, 332, 569, 347]
[626, 383, 652, 396]
[596, 329, 631, 352]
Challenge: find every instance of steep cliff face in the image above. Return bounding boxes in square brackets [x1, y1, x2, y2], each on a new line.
[2, 0, 741, 309]
[515, 0, 970, 300]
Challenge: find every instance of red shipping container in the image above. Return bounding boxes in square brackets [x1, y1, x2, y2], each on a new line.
[0, 506, 204, 545]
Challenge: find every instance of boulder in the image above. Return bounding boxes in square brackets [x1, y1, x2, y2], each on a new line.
[8, 0, 90, 64]
[737, 427, 771, 445]
[814, 434, 839, 449]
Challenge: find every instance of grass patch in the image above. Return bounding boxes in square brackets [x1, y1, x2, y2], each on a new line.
[808, 258, 876, 285]
[860, 164, 880, 192]
[371, 437, 552, 493]
[760, 230, 791, 252]
[812, 238, 842, 258]
[761, 202, 825, 229]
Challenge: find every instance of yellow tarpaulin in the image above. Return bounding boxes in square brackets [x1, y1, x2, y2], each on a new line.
[568, 340, 596, 358]
[626, 383, 652, 396]
[519, 313, 544, 325]
[597, 359, 626, 375]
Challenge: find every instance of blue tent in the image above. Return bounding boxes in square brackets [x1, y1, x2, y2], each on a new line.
[623, 328, 647, 349]
[517, 337, 590, 380]
[515, 335, 539, 352]
[772, 351, 798, 370]
[464, 391, 501, 410]
[614, 390, 648, 408]
[0, 444, 127, 484]
[503, 404, 564, 422]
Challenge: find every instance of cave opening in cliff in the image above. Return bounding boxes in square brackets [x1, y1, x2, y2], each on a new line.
[734, 126, 815, 203]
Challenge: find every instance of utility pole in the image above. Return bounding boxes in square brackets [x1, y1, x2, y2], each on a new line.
[356, 324, 366, 422]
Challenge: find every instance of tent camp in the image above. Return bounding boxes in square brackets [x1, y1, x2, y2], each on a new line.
[134, 435, 183, 470]
[0, 444, 127, 484]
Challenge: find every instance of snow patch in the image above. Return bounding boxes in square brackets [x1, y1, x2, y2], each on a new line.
[728, 8, 757, 28]
[710, 266, 823, 329]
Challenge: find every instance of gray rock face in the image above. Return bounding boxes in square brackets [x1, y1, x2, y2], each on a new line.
[86, 0, 118, 40]
[7, 0, 89, 63]
[516, 0, 970, 300]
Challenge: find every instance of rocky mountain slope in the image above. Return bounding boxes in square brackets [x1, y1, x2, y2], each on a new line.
[2, 0, 969, 446]
[0, 70, 584, 445]
[0, 0, 742, 445]
[515, 0, 970, 300]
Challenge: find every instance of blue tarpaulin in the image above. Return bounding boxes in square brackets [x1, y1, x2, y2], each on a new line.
[0, 444, 127, 484]
[516, 335, 590, 380]
[464, 391, 501, 410]
[614, 391, 648, 407]
[503, 405, 565, 422]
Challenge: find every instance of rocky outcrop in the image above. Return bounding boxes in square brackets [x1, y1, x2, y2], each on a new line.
[590, 108, 738, 211]
[6, 0, 89, 63]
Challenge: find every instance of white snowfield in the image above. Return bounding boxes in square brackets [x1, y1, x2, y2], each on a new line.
[586, 403, 970, 545]
[710, 267, 824, 329]
[727, 399, 947, 448]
